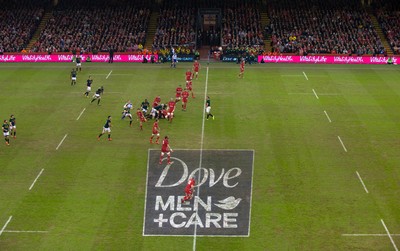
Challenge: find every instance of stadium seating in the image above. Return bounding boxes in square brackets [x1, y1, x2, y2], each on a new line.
[267, 0, 385, 55]
[0, 0, 45, 52]
[30, 2, 150, 53]
[375, 0, 400, 54]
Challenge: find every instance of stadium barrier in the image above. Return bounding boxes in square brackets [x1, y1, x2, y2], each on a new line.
[0, 54, 158, 63]
[257, 55, 398, 64]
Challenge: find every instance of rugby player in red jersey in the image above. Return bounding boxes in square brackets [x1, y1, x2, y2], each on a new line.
[186, 80, 195, 98]
[181, 177, 195, 203]
[136, 108, 147, 130]
[185, 69, 192, 83]
[153, 95, 161, 108]
[167, 98, 176, 123]
[159, 135, 173, 164]
[175, 85, 183, 102]
[150, 119, 160, 144]
[181, 88, 189, 111]
[192, 60, 201, 79]
[238, 58, 245, 78]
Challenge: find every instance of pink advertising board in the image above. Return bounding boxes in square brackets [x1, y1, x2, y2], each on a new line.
[257, 55, 397, 64]
[0, 54, 158, 63]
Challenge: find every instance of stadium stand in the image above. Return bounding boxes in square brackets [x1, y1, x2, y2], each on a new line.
[0, 0, 46, 53]
[374, 0, 400, 54]
[30, 0, 150, 53]
[266, 0, 386, 55]
[152, 1, 196, 49]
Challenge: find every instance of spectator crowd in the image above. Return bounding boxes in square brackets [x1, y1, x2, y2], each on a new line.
[31, 2, 150, 53]
[0, 0, 45, 53]
[267, 0, 386, 55]
[1, 0, 399, 56]
[221, 1, 264, 47]
[375, 0, 400, 54]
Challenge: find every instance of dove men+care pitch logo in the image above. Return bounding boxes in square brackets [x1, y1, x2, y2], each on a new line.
[143, 149, 254, 236]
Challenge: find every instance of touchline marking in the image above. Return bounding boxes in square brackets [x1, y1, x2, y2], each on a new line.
[192, 65, 209, 251]
[76, 108, 86, 120]
[356, 171, 369, 193]
[337, 136, 348, 152]
[342, 234, 400, 237]
[312, 89, 319, 99]
[56, 134, 68, 150]
[381, 219, 399, 251]
[106, 70, 112, 79]
[29, 168, 45, 191]
[0, 216, 13, 237]
[303, 71, 309, 80]
[3, 230, 48, 233]
[324, 110, 332, 123]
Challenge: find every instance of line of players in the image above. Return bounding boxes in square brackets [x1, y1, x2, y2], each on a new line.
[2, 115, 16, 146]
[70, 56, 104, 106]
[79, 59, 201, 203]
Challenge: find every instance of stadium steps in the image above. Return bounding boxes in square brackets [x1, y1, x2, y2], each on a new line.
[26, 11, 52, 51]
[260, 11, 272, 52]
[369, 14, 394, 56]
[145, 11, 159, 50]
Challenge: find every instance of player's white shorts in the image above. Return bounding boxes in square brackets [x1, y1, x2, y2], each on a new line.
[3, 131, 9, 137]
[93, 93, 100, 99]
[124, 113, 132, 119]
[102, 127, 111, 133]
[72, 77, 77, 81]
[86, 86, 91, 92]
[142, 108, 148, 113]
[10, 125, 16, 130]
[76, 63, 81, 67]
[206, 106, 211, 113]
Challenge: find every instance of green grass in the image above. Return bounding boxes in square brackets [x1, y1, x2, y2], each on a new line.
[0, 62, 399, 250]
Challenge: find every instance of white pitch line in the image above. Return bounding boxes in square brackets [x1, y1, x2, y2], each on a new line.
[29, 168, 45, 191]
[356, 171, 369, 194]
[312, 89, 319, 99]
[337, 136, 348, 152]
[324, 110, 332, 123]
[3, 230, 48, 233]
[303, 71, 309, 80]
[106, 70, 112, 79]
[56, 134, 68, 150]
[192, 66, 209, 251]
[0, 216, 13, 237]
[76, 108, 86, 120]
[342, 234, 400, 237]
[381, 219, 399, 251]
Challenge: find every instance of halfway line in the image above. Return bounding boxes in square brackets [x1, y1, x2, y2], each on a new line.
[303, 71, 309, 80]
[356, 171, 369, 194]
[324, 110, 332, 123]
[381, 219, 399, 251]
[76, 108, 86, 120]
[106, 70, 112, 79]
[193, 66, 209, 251]
[312, 89, 319, 99]
[56, 134, 68, 150]
[29, 168, 45, 191]
[0, 216, 13, 237]
[337, 136, 347, 152]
